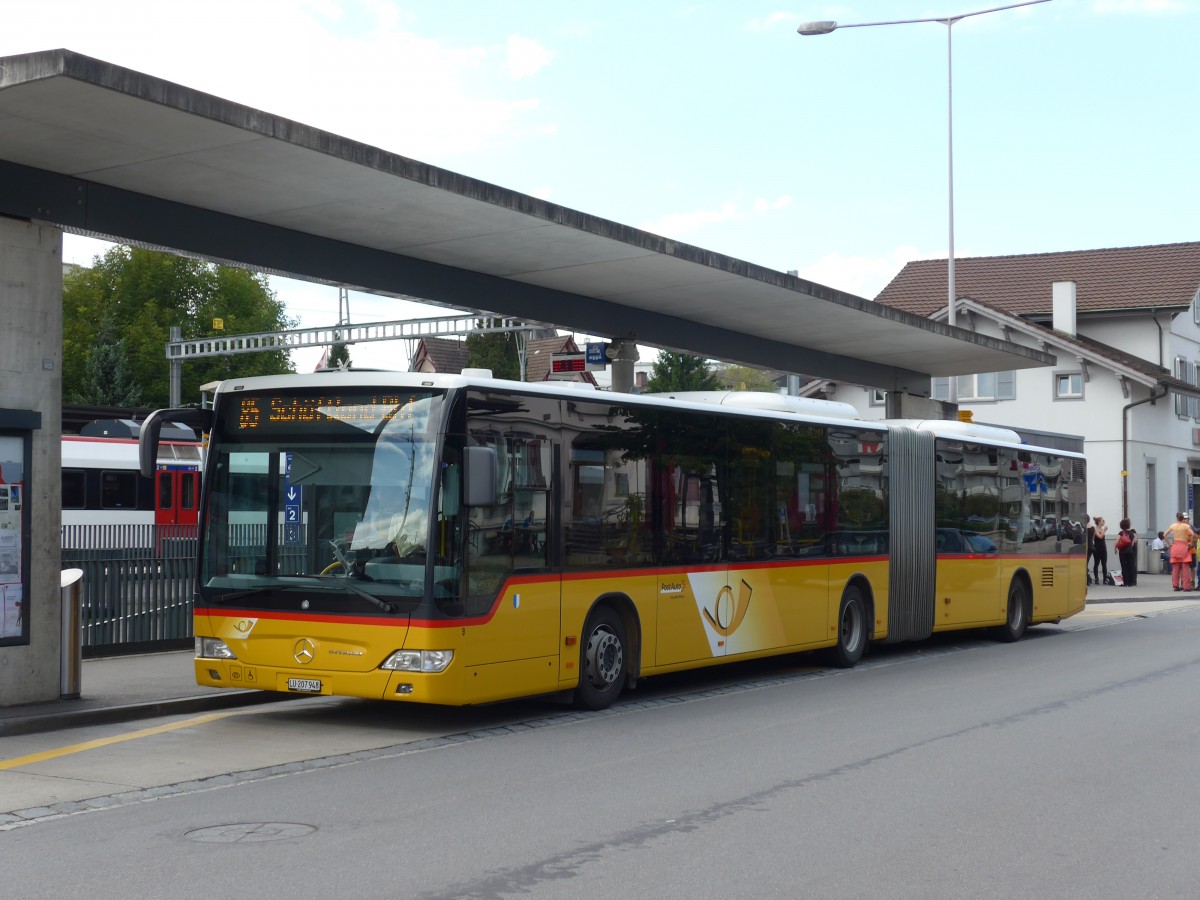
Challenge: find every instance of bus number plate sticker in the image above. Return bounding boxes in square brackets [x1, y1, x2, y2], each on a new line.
[287, 678, 322, 693]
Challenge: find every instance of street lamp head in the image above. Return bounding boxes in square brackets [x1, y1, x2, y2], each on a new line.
[797, 20, 837, 36]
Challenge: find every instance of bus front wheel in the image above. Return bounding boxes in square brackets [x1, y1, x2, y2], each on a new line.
[992, 579, 1029, 643]
[826, 585, 867, 668]
[574, 607, 628, 710]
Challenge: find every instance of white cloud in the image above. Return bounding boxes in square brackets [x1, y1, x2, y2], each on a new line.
[753, 196, 793, 213]
[1092, 0, 1186, 12]
[639, 195, 792, 240]
[794, 246, 926, 300]
[505, 35, 555, 79]
[745, 11, 798, 32]
[4, 1, 556, 163]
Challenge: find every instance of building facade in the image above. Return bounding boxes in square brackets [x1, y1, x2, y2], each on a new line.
[808, 243, 1200, 543]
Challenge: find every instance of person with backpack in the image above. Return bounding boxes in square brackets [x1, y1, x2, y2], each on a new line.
[1115, 518, 1138, 587]
[1092, 516, 1112, 585]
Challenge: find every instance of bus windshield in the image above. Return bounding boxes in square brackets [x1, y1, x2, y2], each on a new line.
[199, 389, 447, 611]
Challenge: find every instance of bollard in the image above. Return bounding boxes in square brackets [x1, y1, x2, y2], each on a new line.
[60, 568, 84, 699]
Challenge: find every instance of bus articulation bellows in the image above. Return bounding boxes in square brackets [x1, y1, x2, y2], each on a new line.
[140, 370, 1086, 711]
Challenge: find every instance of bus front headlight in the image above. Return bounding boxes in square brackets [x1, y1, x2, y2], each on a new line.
[380, 649, 454, 673]
[196, 637, 237, 660]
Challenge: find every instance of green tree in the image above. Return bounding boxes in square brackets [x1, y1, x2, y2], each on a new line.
[643, 351, 721, 393]
[73, 324, 145, 406]
[63, 246, 296, 407]
[465, 326, 520, 380]
[717, 365, 778, 393]
[327, 341, 351, 369]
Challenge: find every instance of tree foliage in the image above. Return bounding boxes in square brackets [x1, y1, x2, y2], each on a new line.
[63, 246, 296, 407]
[717, 365, 778, 393]
[327, 341, 352, 370]
[73, 324, 145, 406]
[465, 327, 520, 380]
[643, 351, 721, 393]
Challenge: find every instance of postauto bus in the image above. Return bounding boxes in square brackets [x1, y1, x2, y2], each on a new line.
[139, 369, 1086, 710]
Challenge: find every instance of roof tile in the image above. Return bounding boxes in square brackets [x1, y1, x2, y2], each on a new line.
[875, 242, 1200, 316]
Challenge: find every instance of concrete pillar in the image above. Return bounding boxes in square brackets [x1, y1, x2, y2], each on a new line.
[885, 390, 957, 421]
[608, 340, 640, 393]
[0, 217, 63, 705]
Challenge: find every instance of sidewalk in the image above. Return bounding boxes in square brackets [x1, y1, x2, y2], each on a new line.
[0, 649, 291, 738]
[0, 570, 1190, 738]
[1082, 569, 1185, 602]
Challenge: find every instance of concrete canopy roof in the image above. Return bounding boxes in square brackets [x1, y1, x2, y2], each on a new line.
[0, 49, 1053, 392]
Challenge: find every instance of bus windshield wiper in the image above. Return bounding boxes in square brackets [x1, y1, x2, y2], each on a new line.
[209, 587, 274, 605]
[338, 578, 397, 614]
[211, 578, 395, 613]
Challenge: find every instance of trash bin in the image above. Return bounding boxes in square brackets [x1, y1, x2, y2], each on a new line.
[61, 568, 84, 699]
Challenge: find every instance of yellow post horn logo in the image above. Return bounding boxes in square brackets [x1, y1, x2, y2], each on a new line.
[702, 580, 753, 637]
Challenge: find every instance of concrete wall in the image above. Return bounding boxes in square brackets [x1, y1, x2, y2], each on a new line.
[0, 216, 63, 705]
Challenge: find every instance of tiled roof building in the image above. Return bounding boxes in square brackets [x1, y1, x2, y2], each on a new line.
[819, 241, 1200, 544]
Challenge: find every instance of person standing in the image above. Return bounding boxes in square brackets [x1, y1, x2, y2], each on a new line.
[1164, 512, 1195, 592]
[1085, 516, 1096, 585]
[1116, 518, 1138, 587]
[1092, 516, 1111, 585]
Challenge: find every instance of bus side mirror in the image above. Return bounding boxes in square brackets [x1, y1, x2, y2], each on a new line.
[139, 407, 212, 478]
[464, 446, 497, 507]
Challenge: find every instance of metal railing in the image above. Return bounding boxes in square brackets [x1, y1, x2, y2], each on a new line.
[62, 524, 197, 653]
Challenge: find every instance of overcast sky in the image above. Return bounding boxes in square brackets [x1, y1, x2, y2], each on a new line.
[7, 0, 1195, 373]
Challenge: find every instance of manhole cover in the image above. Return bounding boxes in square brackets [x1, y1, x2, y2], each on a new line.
[185, 823, 317, 843]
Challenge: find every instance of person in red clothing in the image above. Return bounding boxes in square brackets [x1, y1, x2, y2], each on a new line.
[1115, 518, 1138, 587]
[1164, 512, 1196, 591]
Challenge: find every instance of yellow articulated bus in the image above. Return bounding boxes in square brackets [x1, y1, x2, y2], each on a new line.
[139, 370, 1087, 711]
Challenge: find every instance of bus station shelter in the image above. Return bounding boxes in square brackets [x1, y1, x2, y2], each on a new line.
[0, 49, 1053, 704]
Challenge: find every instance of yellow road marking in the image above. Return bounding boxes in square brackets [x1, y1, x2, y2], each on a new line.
[0, 710, 241, 770]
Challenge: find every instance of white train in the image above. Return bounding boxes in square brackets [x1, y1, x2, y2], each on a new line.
[62, 419, 202, 529]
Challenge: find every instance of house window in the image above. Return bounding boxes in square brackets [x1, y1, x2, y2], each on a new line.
[1054, 372, 1084, 400]
[1192, 362, 1200, 421]
[932, 371, 1016, 402]
[868, 389, 886, 408]
[1192, 288, 1200, 325]
[1176, 357, 1191, 418]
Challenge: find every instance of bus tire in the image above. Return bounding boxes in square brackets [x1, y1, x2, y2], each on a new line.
[826, 585, 867, 668]
[992, 578, 1029, 643]
[574, 606, 628, 711]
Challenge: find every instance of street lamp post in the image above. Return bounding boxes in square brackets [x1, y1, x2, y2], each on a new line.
[798, 1, 1049, 335]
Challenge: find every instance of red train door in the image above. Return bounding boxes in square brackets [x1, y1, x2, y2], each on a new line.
[155, 469, 200, 525]
[177, 470, 199, 525]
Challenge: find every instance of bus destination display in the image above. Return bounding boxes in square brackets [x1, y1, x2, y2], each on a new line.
[231, 392, 436, 434]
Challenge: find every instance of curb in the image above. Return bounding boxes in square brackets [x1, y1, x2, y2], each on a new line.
[0, 690, 297, 738]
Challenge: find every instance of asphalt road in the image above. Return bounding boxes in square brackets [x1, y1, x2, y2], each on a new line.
[3, 603, 1200, 899]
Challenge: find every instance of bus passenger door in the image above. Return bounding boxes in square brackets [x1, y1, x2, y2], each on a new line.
[655, 464, 729, 667]
[462, 406, 560, 700]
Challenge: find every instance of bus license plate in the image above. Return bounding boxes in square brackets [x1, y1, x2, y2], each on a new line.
[287, 677, 322, 693]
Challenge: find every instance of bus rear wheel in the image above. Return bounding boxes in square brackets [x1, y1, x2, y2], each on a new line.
[574, 607, 627, 710]
[992, 579, 1029, 643]
[826, 585, 867, 668]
